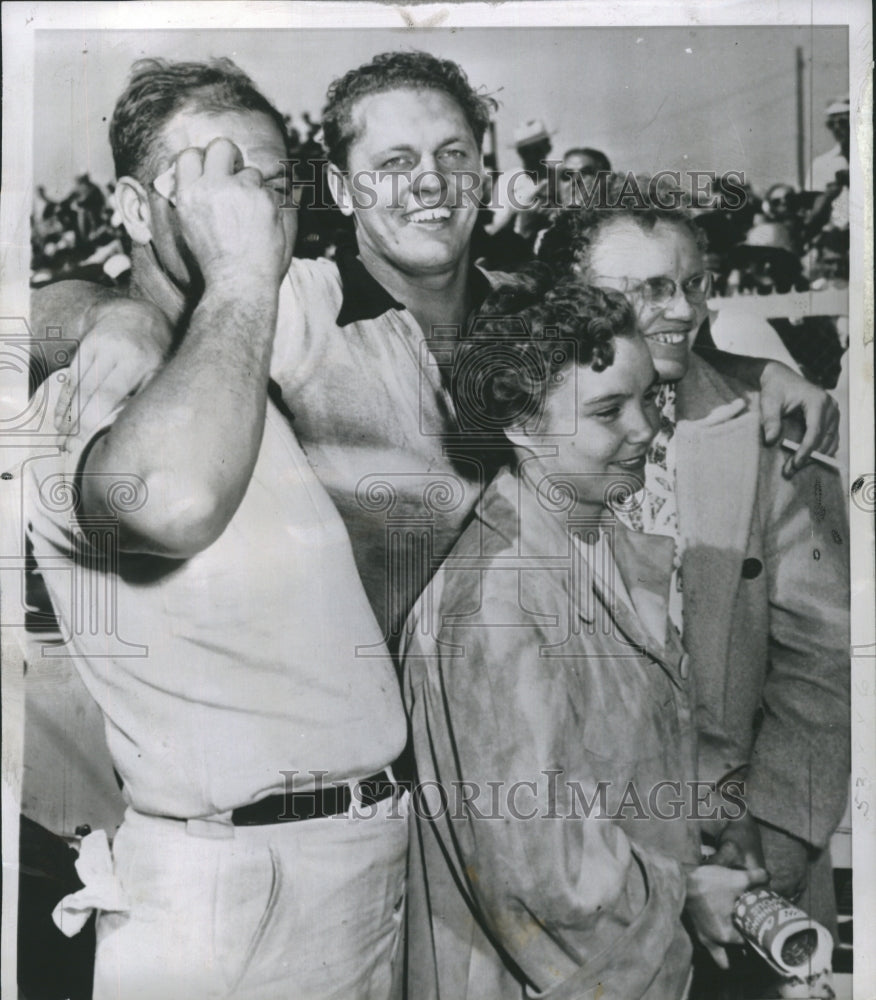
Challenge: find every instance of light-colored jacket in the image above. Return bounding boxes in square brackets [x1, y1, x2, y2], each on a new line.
[404, 463, 700, 1000]
[674, 354, 850, 856]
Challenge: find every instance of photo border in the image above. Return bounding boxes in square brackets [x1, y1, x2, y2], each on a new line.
[2, 2, 872, 996]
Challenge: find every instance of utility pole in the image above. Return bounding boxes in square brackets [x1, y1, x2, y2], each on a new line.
[796, 46, 806, 188]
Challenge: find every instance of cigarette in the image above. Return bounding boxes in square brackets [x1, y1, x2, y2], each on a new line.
[780, 438, 842, 471]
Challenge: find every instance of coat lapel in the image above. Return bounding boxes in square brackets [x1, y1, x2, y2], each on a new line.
[510, 458, 682, 678]
[674, 356, 760, 703]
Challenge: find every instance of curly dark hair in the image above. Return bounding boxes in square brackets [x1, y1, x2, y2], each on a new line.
[452, 263, 636, 432]
[110, 57, 288, 182]
[537, 171, 707, 277]
[320, 50, 497, 169]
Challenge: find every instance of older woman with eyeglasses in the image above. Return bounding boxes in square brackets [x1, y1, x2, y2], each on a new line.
[538, 179, 850, 993]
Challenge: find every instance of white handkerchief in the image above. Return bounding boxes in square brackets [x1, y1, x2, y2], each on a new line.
[51, 829, 129, 937]
[152, 164, 176, 204]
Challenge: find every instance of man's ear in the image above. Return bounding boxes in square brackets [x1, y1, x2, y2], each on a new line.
[114, 176, 154, 245]
[326, 163, 354, 218]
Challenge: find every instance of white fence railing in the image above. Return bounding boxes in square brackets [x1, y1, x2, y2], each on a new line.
[709, 288, 849, 320]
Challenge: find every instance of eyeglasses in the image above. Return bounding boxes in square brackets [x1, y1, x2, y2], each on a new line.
[593, 271, 713, 308]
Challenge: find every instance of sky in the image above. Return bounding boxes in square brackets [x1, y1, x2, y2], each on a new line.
[33, 25, 847, 198]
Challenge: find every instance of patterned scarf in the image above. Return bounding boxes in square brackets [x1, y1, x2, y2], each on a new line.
[612, 383, 684, 635]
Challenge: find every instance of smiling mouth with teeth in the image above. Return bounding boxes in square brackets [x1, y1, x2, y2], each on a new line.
[647, 331, 688, 345]
[406, 208, 452, 223]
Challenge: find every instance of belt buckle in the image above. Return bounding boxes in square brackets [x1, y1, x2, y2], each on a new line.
[348, 776, 365, 814]
[357, 769, 397, 810]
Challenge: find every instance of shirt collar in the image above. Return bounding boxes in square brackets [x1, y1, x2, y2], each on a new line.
[335, 244, 406, 327]
[334, 242, 494, 327]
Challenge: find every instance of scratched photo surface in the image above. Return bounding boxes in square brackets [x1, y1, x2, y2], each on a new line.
[1, 5, 872, 1000]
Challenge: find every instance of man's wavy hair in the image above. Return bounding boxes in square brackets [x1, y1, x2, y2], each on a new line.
[110, 57, 288, 182]
[320, 50, 497, 169]
[537, 171, 708, 278]
[453, 263, 636, 434]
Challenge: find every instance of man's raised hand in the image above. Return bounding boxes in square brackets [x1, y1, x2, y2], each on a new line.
[173, 137, 291, 288]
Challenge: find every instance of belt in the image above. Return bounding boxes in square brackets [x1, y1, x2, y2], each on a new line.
[230, 770, 398, 826]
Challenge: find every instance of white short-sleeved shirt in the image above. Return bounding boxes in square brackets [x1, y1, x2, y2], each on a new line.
[26, 381, 406, 819]
[270, 250, 505, 644]
[808, 144, 850, 230]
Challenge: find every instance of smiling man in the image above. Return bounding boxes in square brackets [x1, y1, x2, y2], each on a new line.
[326, 86, 482, 287]
[256, 52, 505, 650]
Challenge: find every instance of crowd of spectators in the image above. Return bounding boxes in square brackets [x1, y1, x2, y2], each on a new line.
[31, 174, 130, 288]
[472, 100, 850, 295]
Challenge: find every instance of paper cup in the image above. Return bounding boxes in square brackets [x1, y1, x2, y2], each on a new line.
[733, 887, 833, 981]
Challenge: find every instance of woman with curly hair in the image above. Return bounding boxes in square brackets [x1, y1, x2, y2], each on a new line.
[402, 269, 766, 1000]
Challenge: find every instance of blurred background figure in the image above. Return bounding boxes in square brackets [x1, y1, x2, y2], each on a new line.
[516, 146, 613, 247]
[712, 220, 845, 392]
[529, 146, 612, 245]
[557, 147, 610, 204]
[477, 134, 613, 269]
[808, 96, 850, 206]
[727, 221, 807, 296]
[512, 117, 554, 183]
[760, 183, 805, 256]
[70, 172, 106, 245]
[474, 118, 558, 270]
[804, 95, 850, 284]
[286, 110, 354, 259]
[694, 174, 759, 295]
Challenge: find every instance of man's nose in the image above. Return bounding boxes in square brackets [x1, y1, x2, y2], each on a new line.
[411, 156, 449, 202]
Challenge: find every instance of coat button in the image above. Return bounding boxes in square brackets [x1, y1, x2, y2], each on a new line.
[741, 557, 763, 579]
[679, 653, 690, 680]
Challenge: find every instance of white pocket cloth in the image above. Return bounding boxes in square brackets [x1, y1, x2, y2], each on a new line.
[52, 828, 129, 937]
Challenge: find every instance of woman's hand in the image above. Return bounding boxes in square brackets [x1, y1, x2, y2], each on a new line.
[685, 863, 769, 969]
